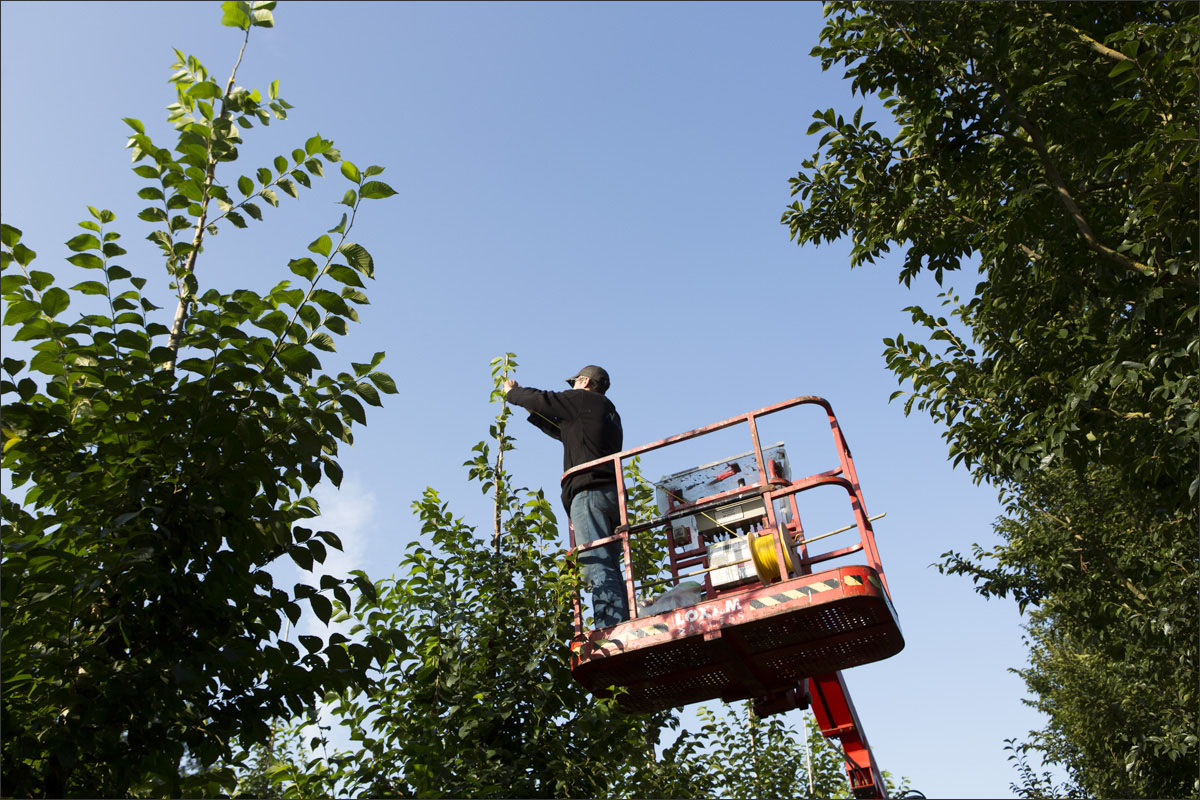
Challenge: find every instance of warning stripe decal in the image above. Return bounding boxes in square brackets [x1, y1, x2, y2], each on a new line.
[593, 621, 669, 650]
[749, 577, 840, 609]
[629, 623, 670, 640]
[589, 570, 877, 652]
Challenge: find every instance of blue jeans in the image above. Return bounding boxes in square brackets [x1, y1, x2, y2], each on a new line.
[570, 487, 629, 628]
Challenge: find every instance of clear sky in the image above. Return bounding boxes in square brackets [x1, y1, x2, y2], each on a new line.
[2, 2, 1059, 796]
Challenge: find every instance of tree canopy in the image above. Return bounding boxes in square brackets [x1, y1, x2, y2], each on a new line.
[1, 2, 399, 795]
[252, 355, 904, 800]
[783, 3, 1197, 796]
[785, 1, 1196, 505]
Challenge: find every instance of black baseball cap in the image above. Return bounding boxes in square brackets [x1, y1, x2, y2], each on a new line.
[565, 365, 610, 393]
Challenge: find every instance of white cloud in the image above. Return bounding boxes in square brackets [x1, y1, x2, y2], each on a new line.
[296, 478, 376, 640]
[308, 478, 374, 582]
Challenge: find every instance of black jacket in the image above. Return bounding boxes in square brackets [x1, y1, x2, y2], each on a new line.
[507, 386, 623, 512]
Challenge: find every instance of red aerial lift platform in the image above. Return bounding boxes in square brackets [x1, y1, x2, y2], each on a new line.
[562, 396, 903, 799]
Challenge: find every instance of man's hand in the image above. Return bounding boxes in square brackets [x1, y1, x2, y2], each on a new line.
[503, 378, 518, 394]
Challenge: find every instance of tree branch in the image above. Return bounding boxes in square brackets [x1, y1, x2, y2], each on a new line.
[989, 73, 1188, 286]
[164, 26, 252, 374]
[1052, 16, 1135, 64]
[493, 355, 511, 557]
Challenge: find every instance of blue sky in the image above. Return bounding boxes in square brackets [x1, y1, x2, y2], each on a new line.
[2, 2, 1059, 796]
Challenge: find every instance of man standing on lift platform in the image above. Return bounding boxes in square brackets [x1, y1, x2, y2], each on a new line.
[503, 365, 628, 628]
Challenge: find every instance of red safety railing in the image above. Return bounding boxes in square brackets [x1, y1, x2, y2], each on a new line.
[560, 395, 891, 634]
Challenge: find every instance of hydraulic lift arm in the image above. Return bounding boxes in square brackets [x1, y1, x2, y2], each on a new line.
[808, 671, 888, 799]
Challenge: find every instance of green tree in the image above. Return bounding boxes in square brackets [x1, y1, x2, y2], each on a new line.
[261, 355, 690, 798]
[693, 703, 855, 799]
[1, 3, 399, 796]
[256, 357, 916, 799]
[946, 465, 1197, 797]
[782, 2, 1197, 796]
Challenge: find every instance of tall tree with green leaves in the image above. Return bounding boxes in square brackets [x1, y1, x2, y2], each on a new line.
[947, 464, 1196, 798]
[257, 356, 915, 799]
[693, 703, 876, 800]
[261, 354, 693, 798]
[1, 3, 400, 796]
[782, 3, 1197, 796]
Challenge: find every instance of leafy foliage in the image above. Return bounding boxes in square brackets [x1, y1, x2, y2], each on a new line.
[944, 466, 1197, 797]
[783, 3, 1197, 796]
[1, 3, 399, 796]
[695, 703, 854, 799]
[1004, 737, 1085, 799]
[786, 1, 1197, 503]
[253, 357, 904, 799]
[261, 358, 686, 797]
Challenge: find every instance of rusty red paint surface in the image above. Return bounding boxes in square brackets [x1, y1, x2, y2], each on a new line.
[570, 564, 902, 714]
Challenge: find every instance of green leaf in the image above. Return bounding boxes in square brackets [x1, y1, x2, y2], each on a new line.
[340, 160, 361, 184]
[308, 235, 332, 258]
[322, 457, 344, 488]
[3, 299, 41, 326]
[29, 349, 64, 376]
[338, 243, 374, 277]
[298, 304, 321, 330]
[251, 7, 274, 27]
[220, 0, 252, 30]
[308, 332, 336, 352]
[353, 381, 382, 407]
[254, 311, 289, 337]
[70, 281, 109, 296]
[29, 271, 54, 292]
[0, 274, 27, 293]
[338, 393, 366, 425]
[10, 243, 36, 267]
[359, 181, 397, 200]
[1, 224, 22, 248]
[1108, 60, 1139, 79]
[304, 134, 330, 156]
[66, 253, 104, 271]
[278, 343, 319, 373]
[368, 371, 398, 394]
[311, 289, 349, 315]
[237, 175, 254, 196]
[41, 288, 70, 316]
[326, 265, 364, 288]
[187, 81, 224, 100]
[66, 234, 101, 253]
[288, 258, 318, 281]
[309, 593, 332, 623]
